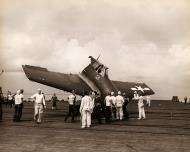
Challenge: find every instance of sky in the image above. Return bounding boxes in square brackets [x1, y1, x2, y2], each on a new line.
[0, 0, 190, 99]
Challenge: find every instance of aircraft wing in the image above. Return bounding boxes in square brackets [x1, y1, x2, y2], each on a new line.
[112, 80, 155, 98]
[22, 65, 92, 96]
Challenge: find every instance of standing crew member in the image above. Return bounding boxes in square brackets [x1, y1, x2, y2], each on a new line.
[80, 91, 94, 128]
[64, 90, 76, 122]
[92, 92, 102, 124]
[90, 91, 95, 110]
[104, 92, 112, 123]
[13, 90, 24, 122]
[135, 92, 146, 120]
[30, 89, 46, 124]
[115, 91, 124, 120]
[7, 91, 14, 108]
[146, 95, 151, 107]
[0, 87, 3, 121]
[122, 93, 129, 119]
[110, 92, 116, 120]
[51, 93, 58, 110]
[184, 96, 187, 104]
[19, 89, 24, 120]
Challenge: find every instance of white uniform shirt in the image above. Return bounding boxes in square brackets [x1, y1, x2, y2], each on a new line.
[138, 96, 144, 107]
[14, 94, 23, 105]
[115, 95, 124, 107]
[147, 96, 150, 101]
[105, 95, 112, 106]
[8, 94, 13, 100]
[134, 93, 139, 100]
[68, 94, 76, 105]
[30, 93, 46, 106]
[80, 95, 93, 112]
[110, 96, 116, 106]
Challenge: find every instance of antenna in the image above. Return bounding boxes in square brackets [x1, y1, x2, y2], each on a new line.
[97, 54, 101, 60]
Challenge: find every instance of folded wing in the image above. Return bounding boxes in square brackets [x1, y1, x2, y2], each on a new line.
[22, 65, 92, 96]
[112, 80, 155, 98]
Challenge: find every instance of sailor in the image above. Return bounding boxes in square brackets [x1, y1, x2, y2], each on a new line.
[19, 89, 24, 120]
[104, 92, 112, 123]
[146, 95, 151, 107]
[115, 91, 124, 120]
[122, 92, 128, 119]
[80, 91, 94, 128]
[134, 91, 138, 99]
[30, 89, 46, 124]
[7, 91, 14, 108]
[110, 92, 116, 120]
[13, 89, 24, 122]
[184, 96, 187, 104]
[92, 91, 102, 124]
[89, 91, 95, 109]
[0, 87, 3, 121]
[135, 92, 146, 120]
[51, 93, 58, 110]
[4, 91, 8, 108]
[64, 90, 76, 122]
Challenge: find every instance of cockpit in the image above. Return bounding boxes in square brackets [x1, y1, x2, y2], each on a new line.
[89, 56, 108, 77]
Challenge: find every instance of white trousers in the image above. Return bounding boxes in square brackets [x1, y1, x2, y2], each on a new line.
[138, 105, 145, 119]
[81, 110, 91, 127]
[147, 100, 151, 107]
[34, 104, 43, 123]
[116, 107, 123, 120]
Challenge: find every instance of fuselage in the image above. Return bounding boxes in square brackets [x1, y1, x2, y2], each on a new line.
[81, 63, 117, 99]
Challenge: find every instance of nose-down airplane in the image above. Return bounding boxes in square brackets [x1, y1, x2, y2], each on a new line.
[22, 56, 154, 100]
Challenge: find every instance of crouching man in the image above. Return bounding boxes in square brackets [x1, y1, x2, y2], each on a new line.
[30, 89, 46, 124]
[80, 91, 94, 128]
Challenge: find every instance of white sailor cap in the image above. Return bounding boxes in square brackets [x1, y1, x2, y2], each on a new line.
[16, 90, 20, 94]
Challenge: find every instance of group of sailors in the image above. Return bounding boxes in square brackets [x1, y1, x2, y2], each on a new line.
[171, 95, 190, 104]
[0, 88, 46, 124]
[0, 86, 151, 128]
[64, 90, 150, 128]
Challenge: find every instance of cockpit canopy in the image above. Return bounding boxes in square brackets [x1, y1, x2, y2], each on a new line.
[89, 56, 108, 77]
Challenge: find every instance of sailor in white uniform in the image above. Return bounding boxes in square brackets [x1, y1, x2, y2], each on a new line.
[30, 89, 46, 124]
[115, 91, 124, 120]
[80, 91, 94, 128]
[146, 95, 151, 107]
[134, 92, 146, 120]
[110, 92, 116, 119]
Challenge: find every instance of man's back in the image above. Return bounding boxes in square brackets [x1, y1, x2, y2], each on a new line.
[80, 96, 93, 111]
[105, 95, 111, 106]
[116, 95, 124, 107]
[68, 94, 76, 105]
